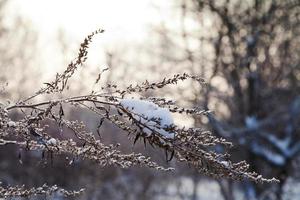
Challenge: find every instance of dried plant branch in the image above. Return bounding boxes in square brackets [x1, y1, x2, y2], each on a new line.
[0, 183, 84, 198]
[0, 28, 279, 198]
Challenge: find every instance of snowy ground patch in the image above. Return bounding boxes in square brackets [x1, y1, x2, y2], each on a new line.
[120, 98, 175, 139]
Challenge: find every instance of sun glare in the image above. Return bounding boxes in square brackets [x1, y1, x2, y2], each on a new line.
[12, 0, 155, 41]
[5, 0, 173, 80]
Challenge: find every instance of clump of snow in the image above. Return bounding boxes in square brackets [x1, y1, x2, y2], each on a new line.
[47, 138, 57, 146]
[7, 121, 16, 127]
[220, 161, 229, 167]
[120, 98, 175, 139]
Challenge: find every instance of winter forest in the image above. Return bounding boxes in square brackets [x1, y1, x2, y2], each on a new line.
[0, 0, 300, 199]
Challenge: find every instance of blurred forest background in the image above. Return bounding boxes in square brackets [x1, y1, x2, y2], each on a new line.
[1, 0, 300, 199]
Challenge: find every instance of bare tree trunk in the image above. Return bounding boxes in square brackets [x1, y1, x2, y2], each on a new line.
[218, 179, 234, 200]
[191, 176, 199, 200]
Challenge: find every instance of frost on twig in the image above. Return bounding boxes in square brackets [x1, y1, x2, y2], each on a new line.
[0, 184, 84, 198]
[0, 28, 279, 198]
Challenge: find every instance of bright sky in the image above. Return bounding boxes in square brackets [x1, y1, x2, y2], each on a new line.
[6, 0, 177, 76]
[10, 0, 172, 41]
[4, 0, 195, 127]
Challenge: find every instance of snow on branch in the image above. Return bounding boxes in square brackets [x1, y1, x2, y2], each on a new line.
[206, 98, 300, 167]
[0, 29, 279, 198]
[120, 98, 175, 139]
